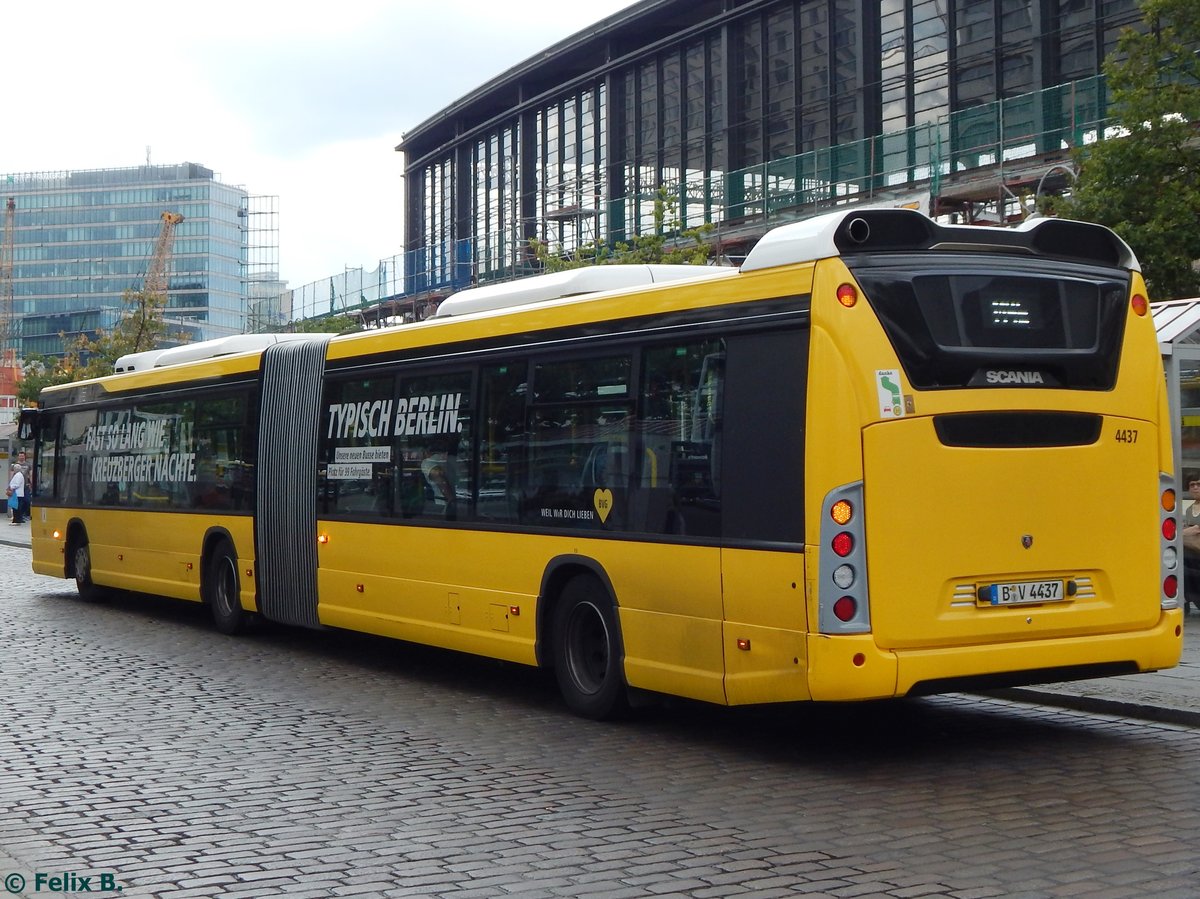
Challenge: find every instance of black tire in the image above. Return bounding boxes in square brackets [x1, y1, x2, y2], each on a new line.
[70, 536, 106, 603]
[206, 540, 251, 635]
[551, 576, 629, 720]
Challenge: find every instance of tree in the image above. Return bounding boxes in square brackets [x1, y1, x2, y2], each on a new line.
[16, 354, 76, 406]
[289, 312, 364, 334]
[74, 286, 184, 376]
[530, 187, 715, 272]
[17, 286, 184, 405]
[1047, 0, 1200, 299]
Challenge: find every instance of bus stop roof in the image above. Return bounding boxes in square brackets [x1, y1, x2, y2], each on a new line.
[1154, 298, 1200, 351]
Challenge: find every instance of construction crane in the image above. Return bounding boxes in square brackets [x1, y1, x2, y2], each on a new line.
[144, 211, 184, 302]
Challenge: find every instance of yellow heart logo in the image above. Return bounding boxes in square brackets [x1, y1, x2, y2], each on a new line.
[593, 488, 613, 523]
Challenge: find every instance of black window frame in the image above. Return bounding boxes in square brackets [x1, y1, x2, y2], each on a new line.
[31, 379, 259, 514]
[316, 303, 810, 549]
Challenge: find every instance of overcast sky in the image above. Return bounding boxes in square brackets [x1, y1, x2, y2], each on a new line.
[4, 0, 638, 290]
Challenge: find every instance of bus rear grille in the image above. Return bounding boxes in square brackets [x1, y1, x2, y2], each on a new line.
[934, 412, 1101, 448]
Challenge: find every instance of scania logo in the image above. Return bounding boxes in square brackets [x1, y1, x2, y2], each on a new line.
[985, 370, 1045, 385]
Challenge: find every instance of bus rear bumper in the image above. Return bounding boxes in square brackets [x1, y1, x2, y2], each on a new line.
[808, 609, 1184, 701]
[897, 610, 1185, 698]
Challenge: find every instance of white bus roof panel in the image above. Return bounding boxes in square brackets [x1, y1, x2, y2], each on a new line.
[114, 333, 316, 373]
[435, 264, 733, 317]
[741, 207, 1140, 273]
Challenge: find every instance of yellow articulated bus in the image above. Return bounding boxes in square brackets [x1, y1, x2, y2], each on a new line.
[20, 208, 1183, 719]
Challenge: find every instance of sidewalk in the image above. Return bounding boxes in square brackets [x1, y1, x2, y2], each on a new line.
[0, 521, 31, 550]
[995, 612, 1200, 727]
[3, 521, 1196, 725]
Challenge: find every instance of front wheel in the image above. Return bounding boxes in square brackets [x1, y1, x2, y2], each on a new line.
[551, 576, 629, 720]
[71, 537, 106, 603]
[206, 540, 253, 634]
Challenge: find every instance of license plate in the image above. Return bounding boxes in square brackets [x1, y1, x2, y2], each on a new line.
[986, 579, 1065, 606]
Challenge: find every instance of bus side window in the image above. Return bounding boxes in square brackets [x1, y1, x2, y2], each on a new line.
[720, 329, 807, 544]
[192, 393, 251, 511]
[526, 354, 633, 529]
[60, 410, 97, 507]
[395, 371, 474, 522]
[127, 401, 195, 509]
[637, 340, 724, 538]
[319, 375, 397, 519]
[36, 415, 61, 501]
[477, 364, 527, 524]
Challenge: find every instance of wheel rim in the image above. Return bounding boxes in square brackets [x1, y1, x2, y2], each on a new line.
[213, 556, 238, 617]
[74, 544, 90, 587]
[564, 600, 611, 696]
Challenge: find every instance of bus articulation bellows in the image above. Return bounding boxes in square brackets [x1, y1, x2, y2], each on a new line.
[20, 208, 1183, 719]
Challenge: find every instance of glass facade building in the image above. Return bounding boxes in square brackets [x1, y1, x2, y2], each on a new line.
[2, 163, 255, 358]
[398, 0, 1145, 290]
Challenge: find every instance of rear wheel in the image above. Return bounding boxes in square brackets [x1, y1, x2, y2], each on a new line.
[206, 540, 251, 634]
[552, 576, 628, 720]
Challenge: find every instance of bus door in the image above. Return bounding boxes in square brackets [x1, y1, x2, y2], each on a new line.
[718, 327, 811, 704]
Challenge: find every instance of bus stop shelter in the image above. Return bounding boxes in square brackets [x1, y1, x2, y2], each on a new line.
[1156, 298, 1200, 609]
[0, 422, 19, 468]
[1155, 298, 1200, 487]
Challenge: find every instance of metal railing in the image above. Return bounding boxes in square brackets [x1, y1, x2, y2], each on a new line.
[722, 75, 1107, 223]
[277, 75, 1111, 328]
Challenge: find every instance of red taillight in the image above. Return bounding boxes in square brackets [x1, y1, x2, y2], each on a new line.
[1164, 575, 1178, 598]
[831, 500, 853, 525]
[832, 532, 854, 557]
[1163, 518, 1178, 541]
[833, 596, 857, 621]
[836, 283, 858, 308]
[1132, 294, 1148, 316]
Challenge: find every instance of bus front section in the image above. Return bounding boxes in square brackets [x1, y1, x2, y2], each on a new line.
[792, 210, 1183, 701]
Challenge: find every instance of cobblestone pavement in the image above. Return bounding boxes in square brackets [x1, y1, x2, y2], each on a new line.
[2, 542, 1199, 899]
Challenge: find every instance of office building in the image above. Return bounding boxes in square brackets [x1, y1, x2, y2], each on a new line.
[1, 163, 276, 360]
[397, 0, 1146, 295]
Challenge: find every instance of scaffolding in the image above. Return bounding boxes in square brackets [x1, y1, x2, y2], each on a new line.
[242, 194, 282, 332]
[1, 198, 14, 362]
[0, 198, 17, 420]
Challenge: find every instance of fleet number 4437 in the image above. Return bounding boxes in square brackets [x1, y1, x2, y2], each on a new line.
[1114, 428, 1138, 444]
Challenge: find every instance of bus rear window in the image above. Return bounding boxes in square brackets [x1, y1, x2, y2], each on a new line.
[853, 261, 1129, 390]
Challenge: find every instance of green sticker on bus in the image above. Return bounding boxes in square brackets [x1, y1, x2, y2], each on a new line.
[876, 369, 904, 418]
